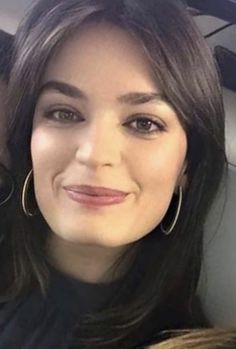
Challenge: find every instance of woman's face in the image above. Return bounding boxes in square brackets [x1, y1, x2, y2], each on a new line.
[31, 22, 187, 248]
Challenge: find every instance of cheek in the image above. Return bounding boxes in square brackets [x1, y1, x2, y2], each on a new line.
[30, 128, 74, 204]
[131, 137, 187, 189]
[126, 135, 187, 237]
[31, 127, 73, 172]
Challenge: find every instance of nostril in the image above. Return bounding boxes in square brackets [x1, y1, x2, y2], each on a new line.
[75, 139, 120, 168]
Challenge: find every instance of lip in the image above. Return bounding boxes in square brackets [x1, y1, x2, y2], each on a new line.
[63, 185, 128, 196]
[63, 185, 128, 207]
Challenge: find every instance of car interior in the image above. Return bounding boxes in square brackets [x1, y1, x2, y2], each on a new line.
[185, 0, 236, 327]
[0, 0, 236, 328]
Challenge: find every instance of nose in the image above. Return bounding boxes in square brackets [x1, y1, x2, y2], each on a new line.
[75, 121, 122, 169]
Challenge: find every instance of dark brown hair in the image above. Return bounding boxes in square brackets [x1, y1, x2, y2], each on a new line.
[0, 30, 13, 81]
[1, 0, 233, 348]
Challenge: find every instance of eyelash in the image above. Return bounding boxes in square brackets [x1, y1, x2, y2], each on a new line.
[44, 108, 166, 135]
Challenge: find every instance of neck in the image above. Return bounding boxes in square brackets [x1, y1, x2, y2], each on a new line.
[45, 233, 132, 283]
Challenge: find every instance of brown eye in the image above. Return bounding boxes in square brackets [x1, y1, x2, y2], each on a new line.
[124, 115, 166, 134]
[135, 118, 154, 131]
[44, 108, 84, 122]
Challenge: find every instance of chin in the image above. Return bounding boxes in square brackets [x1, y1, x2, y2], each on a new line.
[54, 226, 131, 248]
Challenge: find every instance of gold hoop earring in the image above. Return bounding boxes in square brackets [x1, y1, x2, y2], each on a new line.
[22, 169, 36, 217]
[160, 186, 183, 235]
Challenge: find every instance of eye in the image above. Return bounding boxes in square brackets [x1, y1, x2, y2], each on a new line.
[44, 108, 84, 123]
[124, 115, 166, 135]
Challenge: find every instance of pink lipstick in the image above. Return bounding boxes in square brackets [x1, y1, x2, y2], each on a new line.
[63, 185, 128, 207]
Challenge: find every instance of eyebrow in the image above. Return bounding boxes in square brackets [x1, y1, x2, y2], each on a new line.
[38, 80, 166, 105]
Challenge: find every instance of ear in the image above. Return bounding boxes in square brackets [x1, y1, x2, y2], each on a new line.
[175, 161, 188, 194]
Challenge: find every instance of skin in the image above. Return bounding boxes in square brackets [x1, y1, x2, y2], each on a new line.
[31, 22, 187, 283]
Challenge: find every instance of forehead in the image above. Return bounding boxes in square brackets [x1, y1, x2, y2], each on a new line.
[41, 21, 158, 95]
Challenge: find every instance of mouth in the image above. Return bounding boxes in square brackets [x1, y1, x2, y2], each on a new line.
[63, 185, 129, 207]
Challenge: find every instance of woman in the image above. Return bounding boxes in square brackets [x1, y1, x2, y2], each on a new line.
[0, 0, 235, 348]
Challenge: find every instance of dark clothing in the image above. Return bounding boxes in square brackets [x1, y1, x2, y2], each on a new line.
[0, 262, 120, 349]
[0, 261, 208, 349]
